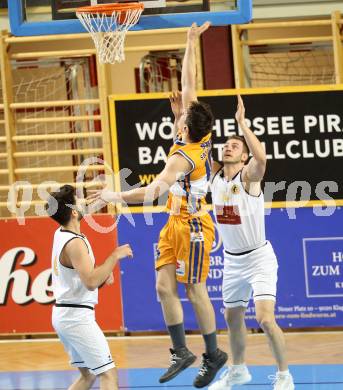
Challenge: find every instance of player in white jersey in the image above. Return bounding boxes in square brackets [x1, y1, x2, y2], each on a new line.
[209, 96, 294, 390]
[46, 184, 132, 390]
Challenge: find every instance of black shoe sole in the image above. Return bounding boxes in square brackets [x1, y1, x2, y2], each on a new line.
[193, 352, 228, 388]
[159, 354, 197, 383]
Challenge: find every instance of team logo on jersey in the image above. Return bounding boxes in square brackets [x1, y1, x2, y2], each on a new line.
[176, 259, 185, 276]
[231, 184, 240, 195]
[191, 231, 204, 242]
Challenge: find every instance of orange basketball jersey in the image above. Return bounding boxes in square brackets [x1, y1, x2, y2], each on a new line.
[155, 133, 214, 284]
[166, 133, 212, 218]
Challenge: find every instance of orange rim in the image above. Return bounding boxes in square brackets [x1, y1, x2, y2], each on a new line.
[77, 2, 144, 16]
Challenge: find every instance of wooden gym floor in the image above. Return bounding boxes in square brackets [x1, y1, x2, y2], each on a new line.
[0, 332, 342, 389]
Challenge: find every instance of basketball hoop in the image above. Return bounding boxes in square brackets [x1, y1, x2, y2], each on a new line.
[76, 2, 144, 64]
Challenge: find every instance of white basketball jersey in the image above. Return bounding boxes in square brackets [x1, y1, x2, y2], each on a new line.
[51, 227, 98, 307]
[211, 168, 266, 253]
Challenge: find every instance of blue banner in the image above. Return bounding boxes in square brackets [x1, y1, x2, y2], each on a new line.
[303, 238, 343, 297]
[117, 208, 343, 331]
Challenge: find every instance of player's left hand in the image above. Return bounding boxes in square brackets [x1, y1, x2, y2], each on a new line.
[187, 21, 211, 41]
[235, 95, 246, 125]
[105, 272, 114, 285]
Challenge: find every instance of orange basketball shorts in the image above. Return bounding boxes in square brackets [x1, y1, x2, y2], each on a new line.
[155, 213, 215, 284]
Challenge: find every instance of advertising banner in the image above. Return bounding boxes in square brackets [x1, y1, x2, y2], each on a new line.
[118, 208, 343, 331]
[0, 215, 123, 334]
[110, 88, 343, 204]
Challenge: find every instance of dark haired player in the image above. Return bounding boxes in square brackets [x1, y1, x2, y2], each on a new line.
[46, 185, 132, 390]
[88, 22, 227, 388]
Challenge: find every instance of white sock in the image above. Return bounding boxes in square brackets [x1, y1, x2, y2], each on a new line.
[278, 370, 290, 376]
[232, 364, 247, 371]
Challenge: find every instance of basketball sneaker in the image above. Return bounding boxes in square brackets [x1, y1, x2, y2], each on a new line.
[193, 348, 228, 388]
[159, 347, 196, 383]
[269, 372, 295, 390]
[208, 365, 252, 389]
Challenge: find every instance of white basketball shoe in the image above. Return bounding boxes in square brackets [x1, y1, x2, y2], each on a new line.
[269, 372, 295, 390]
[208, 365, 252, 390]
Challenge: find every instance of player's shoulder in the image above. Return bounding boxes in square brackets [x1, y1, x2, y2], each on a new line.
[64, 236, 88, 256]
[211, 162, 224, 184]
[182, 134, 212, 154]
[212, 160, 222, 173]
[168, 138, 186, 155]
[191, 132, 212, 147]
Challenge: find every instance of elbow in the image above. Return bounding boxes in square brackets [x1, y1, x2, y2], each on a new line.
[258, 157, 267, 166]
[153, 185, 168, 201]
[144, 193, 158, 203]
[258, 159, 267, 176]
[86, 283, 97, 291]
[255, 153, 267, 166]
[152, 189, 161, 201]
[85, 278, 97, 291]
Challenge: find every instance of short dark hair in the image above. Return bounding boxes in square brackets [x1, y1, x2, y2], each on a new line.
[227, 135, 249, 154]
[45, 185, 76, 226]
[185, 101, 214, 143]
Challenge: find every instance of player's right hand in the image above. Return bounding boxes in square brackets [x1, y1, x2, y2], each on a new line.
[87, 188, 120, 205]
[235, 95, 246, 125]
[114, 244, 133, 260]
[169, 91, 182, 118]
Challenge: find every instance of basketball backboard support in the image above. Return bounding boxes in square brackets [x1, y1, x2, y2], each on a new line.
[9, 0, 252, 36]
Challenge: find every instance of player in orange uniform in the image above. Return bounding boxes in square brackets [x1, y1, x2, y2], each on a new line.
[88, 22, 227, 388]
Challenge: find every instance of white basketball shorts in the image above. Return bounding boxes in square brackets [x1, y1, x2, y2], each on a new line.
[222, 241, 278, 308]
[52, 306, 115, 375]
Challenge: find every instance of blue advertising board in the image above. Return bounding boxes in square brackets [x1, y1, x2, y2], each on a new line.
[303, 238, 343, 298]
[117, 207, 343, 331]
[117, 211, 227, 331]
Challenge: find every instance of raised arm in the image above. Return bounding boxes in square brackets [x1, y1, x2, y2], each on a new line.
[182, 22, 210, 109]
[237, 95, 267, 183]
[169, 91, 183, 140]
[87, 154, 192, 205]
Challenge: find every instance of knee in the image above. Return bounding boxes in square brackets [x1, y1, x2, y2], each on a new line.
[156, 280, 173, 300]
[225, 310, 244, 330]
[185, 285, 198, 304]
[87, 374, 96, 386]
[185, 283, 209, 304]
[99, 368, 116, 381]
[80, 370, 96, 385]
[256, 315, 276, 333]
[225, 310, 235, 326]
[225, 308, 237, 324]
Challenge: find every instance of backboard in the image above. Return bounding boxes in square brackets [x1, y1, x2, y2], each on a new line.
[9, 0, 252, 36]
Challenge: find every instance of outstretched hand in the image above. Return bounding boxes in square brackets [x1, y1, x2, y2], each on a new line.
[235, 95, 246, 125]
[169, 91, 183, 119]
[87, 187, 120, 209]
[187, 21, 211, 41]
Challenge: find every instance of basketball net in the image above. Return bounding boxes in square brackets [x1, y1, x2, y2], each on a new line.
[76, 3, 144, 64]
